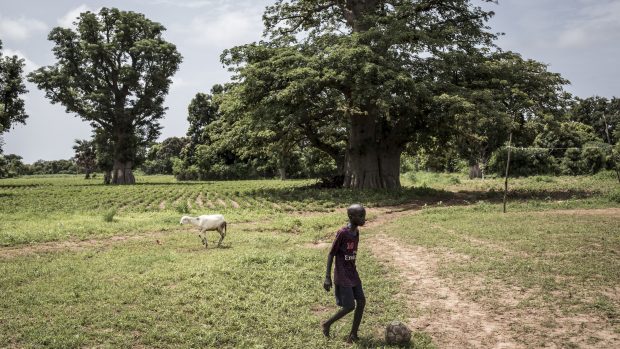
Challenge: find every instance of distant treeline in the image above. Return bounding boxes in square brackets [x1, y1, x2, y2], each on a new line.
[0, 156, 77, 178]
[1, 95, 618, 180]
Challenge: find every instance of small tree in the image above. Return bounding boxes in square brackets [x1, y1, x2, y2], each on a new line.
[143, 136, 188, 175]
[73, 139, 97, 178]
[28, 8, 182, 184]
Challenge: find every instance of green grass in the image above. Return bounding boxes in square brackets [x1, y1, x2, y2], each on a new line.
[374, 201, 620, 344]
[1, 172, 618, 348]
[0, 211, 424, 348]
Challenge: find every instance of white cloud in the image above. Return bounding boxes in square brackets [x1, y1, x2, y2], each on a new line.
[170, 76, 196, 91]
[0, 16, 46, 41]
[1, 48, 39, 73]
[556, 0, 620, 48]
[184, 10, 263, 47]
[57, 5, 97, 28]
[147, 0, 235, 9]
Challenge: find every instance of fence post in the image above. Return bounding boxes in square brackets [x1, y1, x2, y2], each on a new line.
[503, 132, 512, 213]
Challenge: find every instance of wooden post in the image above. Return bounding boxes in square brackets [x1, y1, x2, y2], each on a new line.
[503, 132, 513, 213]
[602, 113, 620, 183]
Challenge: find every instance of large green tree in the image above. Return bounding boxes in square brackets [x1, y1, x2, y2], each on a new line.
[28, 8, 182, 184]
[0, 39, 29, 149]
[185, 86, 224, 162]
[225, 0, 503, 188]
[571, 96, 619, 145]
[142, 136, 188, 175]
[435, 51, 569, 178]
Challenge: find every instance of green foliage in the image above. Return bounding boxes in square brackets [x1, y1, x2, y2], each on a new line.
[0, 154, 29, 178]
[607, 188, 620, 203]
[571, 96, 620, 145]
[174, 201, 190, 214]
[0, 40, 29, 135]
[142, 137, 188, 175]
[102, 208, 117, 222]
[27, 8, 182, 180]
[488, 147, 558, 177]
[29, 159, 77, 175]
[73, 139, 97, 178]
[444, 51, 569, 170]
[223, 0, 527, 188]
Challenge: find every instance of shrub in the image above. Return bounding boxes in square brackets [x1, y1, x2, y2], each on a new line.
[103, 208, 117, 222]
[175, 201, 190, 214]
[560, 148, 586, 175]
[608, 188, 620, 203]
[488, 147, 558, 177]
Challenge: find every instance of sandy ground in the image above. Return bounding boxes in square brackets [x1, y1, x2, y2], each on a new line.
[364, 207, 619, 349]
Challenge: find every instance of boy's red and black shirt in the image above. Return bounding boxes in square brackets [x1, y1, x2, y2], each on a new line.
[330, 225, 361, 287]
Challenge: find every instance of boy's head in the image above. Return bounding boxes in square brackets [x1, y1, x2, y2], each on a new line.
[347, 204, 366, 226]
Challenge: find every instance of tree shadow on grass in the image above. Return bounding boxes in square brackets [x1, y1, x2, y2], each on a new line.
[355, 337, 414, 348]
[465, 188, 597, 202]
[254, 185, 455, 208]
[252, 185, 599, 209]
[70, 181, 217, 187]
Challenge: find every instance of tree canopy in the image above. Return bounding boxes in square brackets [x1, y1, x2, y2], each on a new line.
[0, 39, 28, 140]
[217, 0, 573, 188]
[28, 8, 182, 184]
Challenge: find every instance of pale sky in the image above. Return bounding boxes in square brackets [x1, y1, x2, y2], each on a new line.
[1, 0, 619, 163]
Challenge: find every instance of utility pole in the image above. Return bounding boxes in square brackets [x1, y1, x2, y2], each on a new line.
[503, 132, 513, 213]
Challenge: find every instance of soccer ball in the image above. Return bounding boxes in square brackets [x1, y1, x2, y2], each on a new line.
[385, 320, 411, 345]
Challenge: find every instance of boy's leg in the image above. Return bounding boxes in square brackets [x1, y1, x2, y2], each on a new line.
[322, 286, 355, 337]
[349, 284, 366, 340]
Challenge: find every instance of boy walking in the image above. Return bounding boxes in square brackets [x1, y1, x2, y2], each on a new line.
[322, 204, 366, 343]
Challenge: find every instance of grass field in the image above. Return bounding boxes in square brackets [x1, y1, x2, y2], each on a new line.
[1, 172, 619, 348]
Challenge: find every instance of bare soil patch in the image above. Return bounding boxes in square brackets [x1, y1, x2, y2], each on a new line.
[368, 233, 521, 348]
[195, 193, 204, 208]
[366, 233, 619, 348]
[535, 207, 620, 217]
[0, 231, 172, 259]
[310, 303, 336, 317]
[303, 241, 331, 249]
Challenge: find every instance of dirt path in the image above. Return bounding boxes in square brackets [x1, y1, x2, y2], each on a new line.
[364, 207, 620, 349]
[367, 233, 522, 348]
[0, 231, 173, 259]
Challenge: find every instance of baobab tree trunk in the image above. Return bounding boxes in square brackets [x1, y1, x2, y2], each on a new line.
[110, 128, 136, 185]
[343, 113, 401, 189]
[111, 160, 135, 184]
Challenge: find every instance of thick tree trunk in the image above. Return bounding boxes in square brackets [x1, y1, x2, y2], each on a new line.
[111, 160, 135, 184]
[103, 170, 112, 184]
[340, 0, 401, 189]
[343, 114, 401, 189]
[469, 163, 482, 179]
[108, 125, 136, 185]
[279, 167, 287, 180]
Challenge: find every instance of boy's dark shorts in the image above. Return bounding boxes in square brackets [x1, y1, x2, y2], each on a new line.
[334, 284, 365, 309]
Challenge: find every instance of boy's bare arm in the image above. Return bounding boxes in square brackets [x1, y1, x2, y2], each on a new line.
[324, 253, 334, 291]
